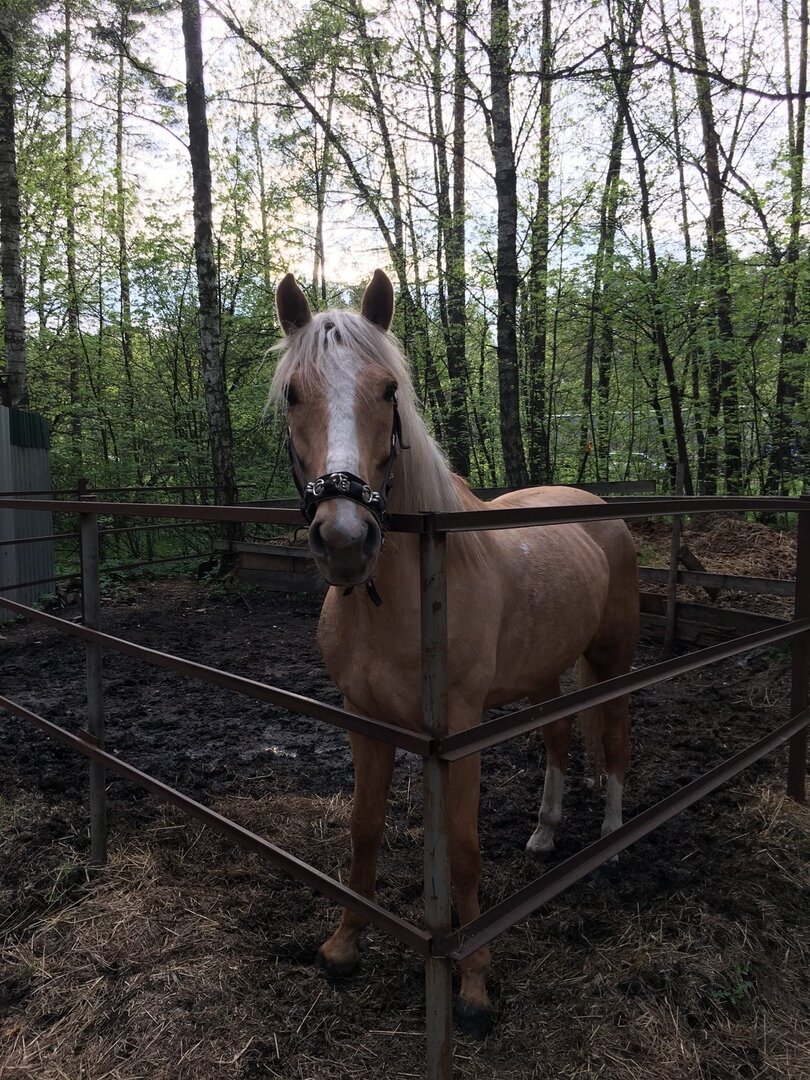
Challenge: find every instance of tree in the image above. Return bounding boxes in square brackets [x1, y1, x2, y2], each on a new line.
[525, 0, 552, 483]
[688, 0, 743, 493]
[0, 3, 31, 409]
[489, 0, 528, 486]
[180, 0, 238, 509]
[770, 0, 809, 493]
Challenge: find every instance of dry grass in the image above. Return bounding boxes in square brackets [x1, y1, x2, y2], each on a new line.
[630, 515, 797, 581]
[2, 779, 809, 1080]
[630, 515, 798, 620]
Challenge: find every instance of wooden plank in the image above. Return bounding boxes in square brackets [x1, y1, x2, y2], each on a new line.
[639, 566, 795, 597]
[641, 592, 783, 635]
[641, 612, 726, 646]
[238, 568, 326, 593]
[214, 540, 311, 557]
[240, 551, 312, 573]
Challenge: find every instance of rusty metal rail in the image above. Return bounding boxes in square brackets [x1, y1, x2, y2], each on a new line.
[437, 617, 810, 760]
[432, 495, 802, 532]
[0, 593, 432, 756]
[436, 705, 810, 961]
[0, 497, 321, 528]
[0, 693, 431, 955]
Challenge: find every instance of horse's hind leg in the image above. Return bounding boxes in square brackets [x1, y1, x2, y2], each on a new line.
[581, 655, 631, 847]
[598, 692, 630, 841]
[526, 680, 570, 855]
[319, 726, 395, 976]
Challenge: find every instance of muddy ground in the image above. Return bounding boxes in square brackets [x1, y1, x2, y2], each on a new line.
[0, 551, 809, 1078]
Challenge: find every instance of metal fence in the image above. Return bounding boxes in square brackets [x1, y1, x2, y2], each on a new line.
[0, 492, 807, 1080]
[0, 481, 223, 602]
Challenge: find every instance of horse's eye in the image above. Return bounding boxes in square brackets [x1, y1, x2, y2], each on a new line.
[285, 384, 299, 407]
[383, 382, 398, 402]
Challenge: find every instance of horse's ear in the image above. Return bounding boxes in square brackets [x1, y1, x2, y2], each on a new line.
[361, 269, 394, 331]
[276, 273, 312, 335]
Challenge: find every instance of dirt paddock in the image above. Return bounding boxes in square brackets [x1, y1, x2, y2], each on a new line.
[1, 531, 809, 1078]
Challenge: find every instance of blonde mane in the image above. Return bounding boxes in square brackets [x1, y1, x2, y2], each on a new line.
[270, 310, 485, 560]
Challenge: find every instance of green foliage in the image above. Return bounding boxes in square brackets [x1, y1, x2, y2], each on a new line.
[5, 0, 809, 509]
[710, 960, 757, 1009]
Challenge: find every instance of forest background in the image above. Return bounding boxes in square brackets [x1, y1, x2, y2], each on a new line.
[0, 0, 808, 508]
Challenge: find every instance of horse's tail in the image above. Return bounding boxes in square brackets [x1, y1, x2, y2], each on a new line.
[576, 656, 604, 784]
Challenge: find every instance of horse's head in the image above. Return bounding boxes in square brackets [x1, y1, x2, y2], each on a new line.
[274, 270, 400, 588]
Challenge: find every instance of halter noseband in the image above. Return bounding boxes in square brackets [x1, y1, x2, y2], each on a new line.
[286, 398, 407, 604]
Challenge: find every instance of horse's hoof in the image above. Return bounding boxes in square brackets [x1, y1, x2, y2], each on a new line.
[453, 997, 494, 1039]
[317, 949, 359, 981]
[525, 834, 555, 859]
[525, 843, 555, 861]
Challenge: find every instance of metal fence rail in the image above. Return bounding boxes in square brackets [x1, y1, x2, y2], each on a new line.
[0, 692, 431, 955]
[0, 492, 807, 1080]
[437, 705, 810, 962]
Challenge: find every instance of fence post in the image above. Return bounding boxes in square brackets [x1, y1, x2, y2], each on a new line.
[80, 494, 108, 862]
[787, 499, 810, 801]
[420, 516, 453, 1080]
[664, 462, 686, 653]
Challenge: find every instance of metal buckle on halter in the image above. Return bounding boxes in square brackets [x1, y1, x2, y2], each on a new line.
[331, 472, 351, 493]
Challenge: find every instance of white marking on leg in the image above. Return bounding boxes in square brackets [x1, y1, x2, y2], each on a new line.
[601, 774, 623, 838]
[526, 765, 564, 853]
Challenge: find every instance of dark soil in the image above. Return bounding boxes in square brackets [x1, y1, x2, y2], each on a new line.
[1, 578, 808, 1079]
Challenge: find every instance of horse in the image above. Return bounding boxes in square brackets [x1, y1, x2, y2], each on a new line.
[271, 269, 639, 1036]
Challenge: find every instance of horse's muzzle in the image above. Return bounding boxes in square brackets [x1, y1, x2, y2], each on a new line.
[309, 502, 382, 586]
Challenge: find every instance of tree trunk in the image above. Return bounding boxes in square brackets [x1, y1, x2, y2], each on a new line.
[250, 82, 272, 298]
[424, 0, 470, 475]
[115, 13, 141, 486]
[688, 0, 743, 493]
[582, 103, 624, 483]
[181, 0, 239, 516]
[0, 11, 28, 409]
[607, 42, 693, 493]
[663, 0, 705, 490]
[347, 0, 420, 354]
[312, 67, 336, 305]
[65, 0, 82, 469]
[771, 0, 808, 492]
[526, 0, 551, 484]
[489, 0, 528, 486]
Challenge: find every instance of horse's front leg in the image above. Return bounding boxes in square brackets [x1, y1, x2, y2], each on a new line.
[449, 753, 493, 1038]
[319, 724, 395, 976]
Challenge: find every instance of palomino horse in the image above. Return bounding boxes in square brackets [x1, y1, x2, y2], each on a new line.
[272, 270, 639, 1036]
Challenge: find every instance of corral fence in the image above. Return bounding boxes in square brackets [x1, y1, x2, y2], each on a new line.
[0, 479, 231, 603]
[0, 492, 808, 1080]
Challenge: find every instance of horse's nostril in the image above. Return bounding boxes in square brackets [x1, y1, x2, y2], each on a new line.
[362, 520, 381, 558]
[309, 522, 326, 558]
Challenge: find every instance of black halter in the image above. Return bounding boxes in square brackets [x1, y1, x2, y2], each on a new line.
[286, 398, 407, 604]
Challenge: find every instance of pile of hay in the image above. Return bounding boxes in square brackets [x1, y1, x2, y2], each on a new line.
[2, 775, 809, 1079]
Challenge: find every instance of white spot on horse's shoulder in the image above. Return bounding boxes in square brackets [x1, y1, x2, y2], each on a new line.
[520, 542, 530, 555]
